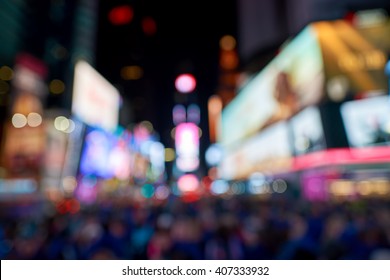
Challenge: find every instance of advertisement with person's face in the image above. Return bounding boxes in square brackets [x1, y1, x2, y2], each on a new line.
[220, 25, 324, 150]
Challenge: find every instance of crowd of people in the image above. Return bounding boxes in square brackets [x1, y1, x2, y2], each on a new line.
[1, 195, 390, 260]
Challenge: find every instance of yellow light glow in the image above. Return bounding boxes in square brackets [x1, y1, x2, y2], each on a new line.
[62, 176, 77, 193]
[49, 79, 65, 94]
[0, 66, 13, 81]
[54, 116, 68, 131]
[164, 148, 175, 162]
[0, 81, 10, 94]
[140, 120, 153, 132]
[220, 35, 236, 51]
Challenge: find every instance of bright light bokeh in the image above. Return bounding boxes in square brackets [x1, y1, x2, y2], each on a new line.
[49, 79, 65, 94]
[219, 35, 236, 51]
[172, 104, 186, 125]
[211, 179, 229, 195]
[0, 66, 14, 81]
[175, 73, 196, 93]
[177, 174, 199, 192]
[164, 148, 175, 162]
[187, 103, 200, 124]
[27, 112, 42, 127]
[109, 5, 134, 25]
[12, 113, 27, 128]
[175, 122, 199, 172]
[205, 144, 223, 166]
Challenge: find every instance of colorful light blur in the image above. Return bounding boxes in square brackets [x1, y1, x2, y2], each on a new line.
[49, 79, 65, 94]
[208, 95, 222, 143]
[205, 144, 223, 166]
[219, 35, 236, 51]
[142, 17, 157, 36]
[121, 65, 143, 80]
[141, 184, 154, 198]
[172, 104, 186, 125]
[54, 116, 75, 133]
[0, 66, 14, 81]
[177, 174, 199, 193]
[210, 179, 229, 195]
[164, 148, 175, 162]
[187, 103, 200, 124]
[27, 112, 42, 127]
[108, 5, 134, 25]
[174, 73, 196, 93]
[175, 122, 199, 172]
[78, 126, 138, 182]
[72, 60, 120, 132]
[11, 113, 27, 128]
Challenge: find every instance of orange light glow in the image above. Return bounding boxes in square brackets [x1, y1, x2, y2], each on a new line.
[219, 35, 236, 51]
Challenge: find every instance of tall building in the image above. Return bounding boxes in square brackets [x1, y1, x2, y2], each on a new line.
[238, 0, 390, 72]
[0, 0, 99, 183]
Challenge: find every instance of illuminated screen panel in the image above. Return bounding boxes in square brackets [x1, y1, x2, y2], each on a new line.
[341, 95, 390, 147]
[79, 127, 132, 179]
[314, 19, 390, 96]
[290, 106, 326, 155]
[219, 121, 292, 180]
[220, 25, 324, 149]
[72, 60, 120, 132]
[175, 122, 199, 172]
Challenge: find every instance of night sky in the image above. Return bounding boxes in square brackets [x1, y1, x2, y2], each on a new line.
[95, 0, 238, 147]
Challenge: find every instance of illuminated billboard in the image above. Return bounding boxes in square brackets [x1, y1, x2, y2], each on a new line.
[219, 19, 390, 150]
[290, 106, 326, 155]
[219, 121, 291, 180]
[341, 95, 390, 147]
[315, 19, 390, 97]
[72, 60, 120, 132]
[175, 122, 199, 172]
[78, 126, 132, 179]
[220, 25, 324, 149]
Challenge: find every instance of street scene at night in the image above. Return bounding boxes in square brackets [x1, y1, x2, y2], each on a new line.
[1, 0, 390, 261]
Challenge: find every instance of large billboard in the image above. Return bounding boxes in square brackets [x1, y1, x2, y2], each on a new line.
[175, 122, 200, 172]
[72, 60, 120, 132]
[316, 19, 390, 97]
[219, 25, 325, 149]
[219, 121, 291, 180]
[341, 95, 390, 147]
[219, 19, 390, 151]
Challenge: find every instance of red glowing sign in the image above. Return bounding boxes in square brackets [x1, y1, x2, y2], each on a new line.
[109, 5, 134, 25]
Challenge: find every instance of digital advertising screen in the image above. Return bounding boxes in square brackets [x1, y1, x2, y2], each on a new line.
[315, 19, 390, 97]
[219, 121, 292, 180]
[72, 60, 120, 132]
[78, 126, 132, 180]
[341, 95, 390, 147]
[290, 106, 326, 155]
[175, 122, 200, 172]
[220, 25, 324, 149]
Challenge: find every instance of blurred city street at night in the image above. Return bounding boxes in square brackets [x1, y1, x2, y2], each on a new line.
[1, 0, 390, 260]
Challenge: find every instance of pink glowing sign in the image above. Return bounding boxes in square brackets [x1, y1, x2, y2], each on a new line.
[175, 122, 199, 172]
[175, 74, 196, 93]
